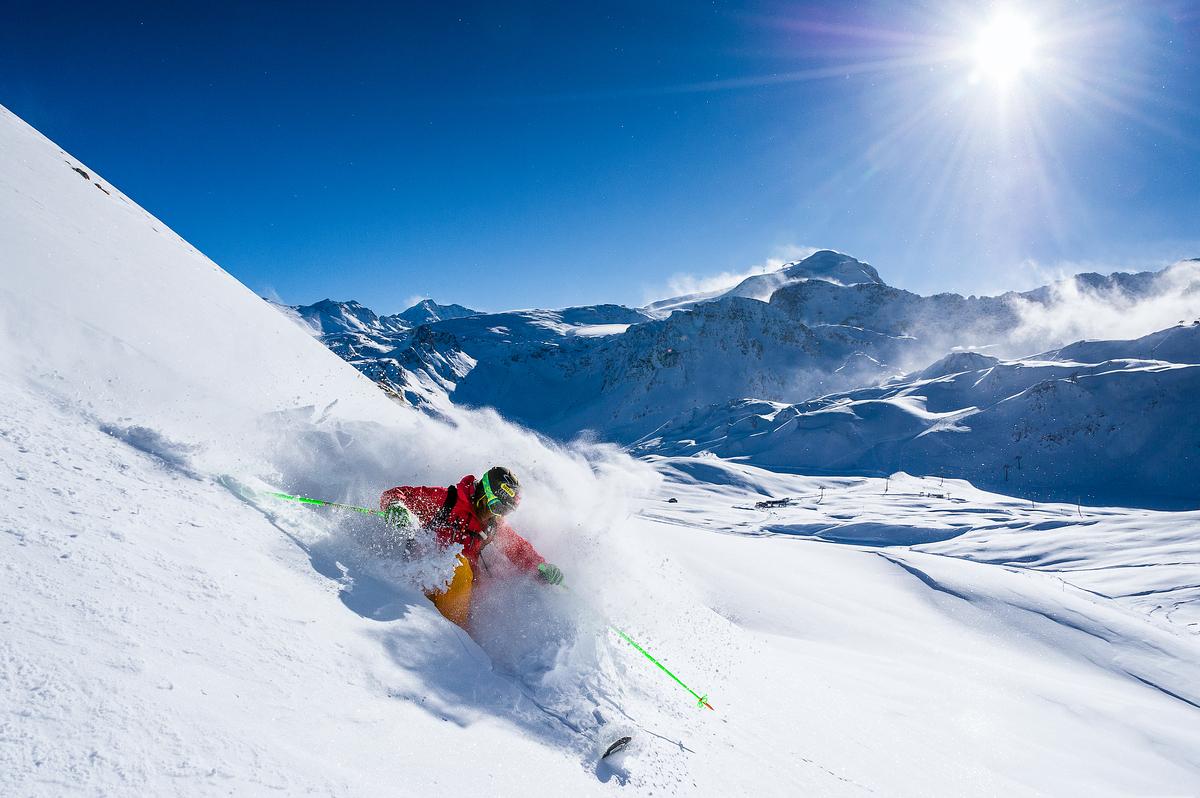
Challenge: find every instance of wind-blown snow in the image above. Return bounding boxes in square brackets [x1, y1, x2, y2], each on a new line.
[4, 102, 1200, 796]
[637, 323, 1200, 508]
[642, 249, 882, 317]
[1009, 259, 1200, 346]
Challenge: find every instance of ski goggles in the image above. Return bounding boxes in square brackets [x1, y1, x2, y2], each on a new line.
[481, 471, 520, 515]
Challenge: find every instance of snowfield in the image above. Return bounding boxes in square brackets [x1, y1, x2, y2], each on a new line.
[3, 102, 1200, 797]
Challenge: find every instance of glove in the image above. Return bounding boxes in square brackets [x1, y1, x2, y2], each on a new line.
[382, 501, 414, 530]
[537, 562, 564, 586]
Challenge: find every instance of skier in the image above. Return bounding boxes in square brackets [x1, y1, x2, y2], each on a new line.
[379, 466, 564, 627]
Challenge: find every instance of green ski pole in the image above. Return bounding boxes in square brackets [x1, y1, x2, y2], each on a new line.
[610, 626, 714, 711]
[263, 490, 386, 517]
[560, 582, 714, 711]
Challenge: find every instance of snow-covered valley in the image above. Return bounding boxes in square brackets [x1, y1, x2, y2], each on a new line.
[3, 100, 1200, 798]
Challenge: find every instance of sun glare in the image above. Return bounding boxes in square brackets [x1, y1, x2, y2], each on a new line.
[971, 9, 1038, 87]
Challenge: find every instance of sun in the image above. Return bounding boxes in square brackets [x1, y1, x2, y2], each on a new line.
[970, 9, 1038, 87]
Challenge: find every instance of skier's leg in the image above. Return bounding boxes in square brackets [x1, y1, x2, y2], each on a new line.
[426, 554, 473, 628]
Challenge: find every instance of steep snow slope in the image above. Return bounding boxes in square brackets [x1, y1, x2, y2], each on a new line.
[636, 323, 1200, 508]
[0, 379, 603, 794]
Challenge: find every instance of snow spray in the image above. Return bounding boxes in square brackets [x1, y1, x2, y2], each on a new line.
[261, 487, 715, 712]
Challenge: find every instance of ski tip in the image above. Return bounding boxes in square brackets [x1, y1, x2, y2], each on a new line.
[217, 474, 256, 501]
[601, 736, 633, 759]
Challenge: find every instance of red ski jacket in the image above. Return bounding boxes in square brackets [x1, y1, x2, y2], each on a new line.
[379, 474, 544, 574]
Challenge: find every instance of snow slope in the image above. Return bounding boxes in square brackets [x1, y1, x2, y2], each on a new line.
[5, 103, 1200, 797]
[637, 458, 1200, 793]
[636, 323, 1200, 508]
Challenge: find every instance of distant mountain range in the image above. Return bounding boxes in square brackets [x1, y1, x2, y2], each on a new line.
[274, 250, 1200, 506]
[286, 297, 479, 337]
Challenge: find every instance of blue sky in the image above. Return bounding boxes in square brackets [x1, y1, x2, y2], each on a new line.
[3, 1, 1197, 313]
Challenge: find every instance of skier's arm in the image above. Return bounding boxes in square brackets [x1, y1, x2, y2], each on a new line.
[380, 486, 409, 512]
[497, 525, 545, 573]
[380, 485, 443, 526]
[497, 528, 565, 584]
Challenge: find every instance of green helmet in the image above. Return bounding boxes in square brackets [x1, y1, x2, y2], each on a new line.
[478, 466, 521, 516]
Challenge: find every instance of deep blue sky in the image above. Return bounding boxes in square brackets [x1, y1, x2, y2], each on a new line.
[4, 1, 1198, 313]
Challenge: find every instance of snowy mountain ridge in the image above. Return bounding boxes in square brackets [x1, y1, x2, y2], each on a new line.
[642, 249, 885, 316]
[284, 251, 1199, 506]
[397, 298, 479, 326]
[286, 297, 480, 337]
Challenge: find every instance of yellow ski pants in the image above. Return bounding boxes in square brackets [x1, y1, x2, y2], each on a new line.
[426, 554, 473, 628]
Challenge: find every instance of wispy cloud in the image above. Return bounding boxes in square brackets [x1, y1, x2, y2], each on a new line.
[400, 294, 429, 312]
[647, 245, 821, 305]
[258, 285, 287, 305]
